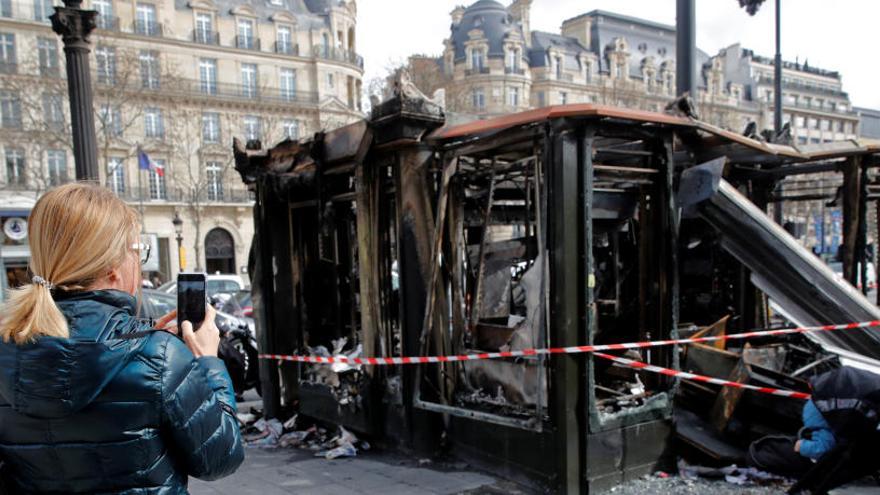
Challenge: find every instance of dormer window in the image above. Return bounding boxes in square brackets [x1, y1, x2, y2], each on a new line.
[506, 47, 520, 72]
[555, 56, 562, 79]
[471, 48, 484, 71]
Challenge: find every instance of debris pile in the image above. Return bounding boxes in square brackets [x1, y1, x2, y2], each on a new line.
[302, 337, 366, 410]
[241, 413, 370, 460]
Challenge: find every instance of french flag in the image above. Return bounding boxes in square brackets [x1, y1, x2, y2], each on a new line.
[138, 149, 164, 177]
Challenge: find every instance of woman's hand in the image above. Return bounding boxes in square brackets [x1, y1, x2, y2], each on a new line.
[154, 309, 179, 336]
[181, 304, 221, 358]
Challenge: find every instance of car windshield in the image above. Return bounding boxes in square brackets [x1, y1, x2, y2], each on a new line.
[141, 290, 175, 318]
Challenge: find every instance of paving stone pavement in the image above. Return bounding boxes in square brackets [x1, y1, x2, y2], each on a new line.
[189, 446, 501, 495]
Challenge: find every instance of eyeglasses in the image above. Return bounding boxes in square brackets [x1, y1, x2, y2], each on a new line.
[132, 242, 151, 266]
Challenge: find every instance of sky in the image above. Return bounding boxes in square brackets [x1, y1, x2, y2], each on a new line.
[357, 0, 880, 109]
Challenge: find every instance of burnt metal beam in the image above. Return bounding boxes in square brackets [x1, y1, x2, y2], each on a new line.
[549, 127, 584, 493]
[842, 156, 862, 285]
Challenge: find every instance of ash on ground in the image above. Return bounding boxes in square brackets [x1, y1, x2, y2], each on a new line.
[603, 473, 787, 495]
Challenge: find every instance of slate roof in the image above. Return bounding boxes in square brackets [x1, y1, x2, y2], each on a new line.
[450, 0, 524, 62]
[174, 0, 332, 28]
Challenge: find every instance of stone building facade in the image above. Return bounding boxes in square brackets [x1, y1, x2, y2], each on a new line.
[436, 0, 859, 143]
[0, 0, 364, 295]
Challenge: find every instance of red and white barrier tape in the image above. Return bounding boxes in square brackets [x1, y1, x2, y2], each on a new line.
[592, 352, 812, 399]
[258, 320, 880, 366]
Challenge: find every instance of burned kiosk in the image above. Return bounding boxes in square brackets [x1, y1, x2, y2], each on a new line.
[235, 93, 686, 492]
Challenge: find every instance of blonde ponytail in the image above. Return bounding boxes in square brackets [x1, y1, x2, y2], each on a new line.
[1, 283, 69, 343]
[0, 183, 140, 344]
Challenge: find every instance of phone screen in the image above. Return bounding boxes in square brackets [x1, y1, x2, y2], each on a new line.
[178, 276, 206, 327]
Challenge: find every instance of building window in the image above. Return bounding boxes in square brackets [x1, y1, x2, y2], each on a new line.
[0, 33, 14, 73]
[326, 72, 334, 89]
[108, 157, 125, 195]
[199, 58, 217, 95]
[537, 91, 545, 107]
[820, 119, 830, 131]
[5, 148, 24, 185]
[237, 18, 255, 49]
[838, 120, 845, 132]
[195, 12, 213, 43]
[95, 45, 116, 85]
[1, 90, 21, 128]
[276, 25, 292, 54]
[98, 104, 122, 137]
[148, 159, 166, 199]
[280, 68, 296, 101]
[241, 63, 257, 98]
[37, 37, 58, 76]
[795, 115, 805, 128]
[560, 91, 568, 105]
[42, 93, 64, 130]
[321, 32, 330, 56]
[135, 3, 158, 36]
[585, 62, 592, 83]
[47, 149, 67, 186]
[506, 47, 519, 71]
[93, 0, 114, 29]
[34, 0, 53, 22]
[139, 50, 159, 89]
[508, 86, 519, 107]
[144, 107, 163, 139]
[206, 161, 223, 201]
[282, 119, 298, 140]
[472, 87, 485, 110]
[1, 0, 12, 17]
[243, 116, 261, 141]
[202, 112, 220, 143]
[555, 56, 563, 79]
[471, 48, 484, 71]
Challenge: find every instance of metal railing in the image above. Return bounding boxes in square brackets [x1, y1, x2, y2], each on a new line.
[235, 35, 261, 51]
[133, 20, 163, 37]
[274, 41, 299, 55]
[192, 29, 220, 45]
[95, 76, 321, 105]
[464, 66, 491, 76]
[96, 16, 120, 31]
[39, 63, 61, 77]
[114, 186, 254, 204]
[0, 61, 17, 75]
[313, 46, 363, 68]
[505, 67, 526, 75]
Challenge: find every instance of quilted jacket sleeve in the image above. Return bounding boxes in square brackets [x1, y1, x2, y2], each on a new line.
[160, 337, 244, 480]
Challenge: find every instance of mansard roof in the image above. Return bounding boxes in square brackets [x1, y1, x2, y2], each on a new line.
[450, 0, 524, 62]
[176, 0, 330, 28]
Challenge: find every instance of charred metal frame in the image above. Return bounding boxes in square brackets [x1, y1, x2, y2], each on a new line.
[234, 93, 880, 493]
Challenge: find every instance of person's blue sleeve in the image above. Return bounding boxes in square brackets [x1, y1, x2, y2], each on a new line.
[799, 401, 837, 460]
[160, 338, 244, 480]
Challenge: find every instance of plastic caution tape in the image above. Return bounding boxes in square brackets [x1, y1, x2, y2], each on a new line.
[593, 352, 812, 399]
[258, 320, 880, 366]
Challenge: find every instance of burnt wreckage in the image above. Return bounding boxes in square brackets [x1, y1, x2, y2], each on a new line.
[234, 89, 880, 493]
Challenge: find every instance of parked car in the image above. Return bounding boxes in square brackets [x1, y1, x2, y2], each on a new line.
[156, 274, 247, 298]
[140, 289, 260, 397]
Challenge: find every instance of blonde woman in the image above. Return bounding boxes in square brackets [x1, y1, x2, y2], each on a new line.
[0, 183, 243, 493]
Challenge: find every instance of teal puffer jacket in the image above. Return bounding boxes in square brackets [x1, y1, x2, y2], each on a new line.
[0, 290, 244, 494]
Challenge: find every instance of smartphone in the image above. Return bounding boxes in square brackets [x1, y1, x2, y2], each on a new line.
[177, 273, 207, 329]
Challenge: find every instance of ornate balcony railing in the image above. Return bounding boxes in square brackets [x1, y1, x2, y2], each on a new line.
[274, 41, 299, 55]
[235, 35, 261, 51]
[133, 20, 164, 37]
[192, 29, 220, 45]
[313, 46, 363, 68]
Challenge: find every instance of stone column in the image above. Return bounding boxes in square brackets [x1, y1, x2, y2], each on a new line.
[51, 0, 99, 181]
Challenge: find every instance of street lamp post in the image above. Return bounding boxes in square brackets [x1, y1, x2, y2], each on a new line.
[50, 0, 99, 181]
[172, 212, 184, 272]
